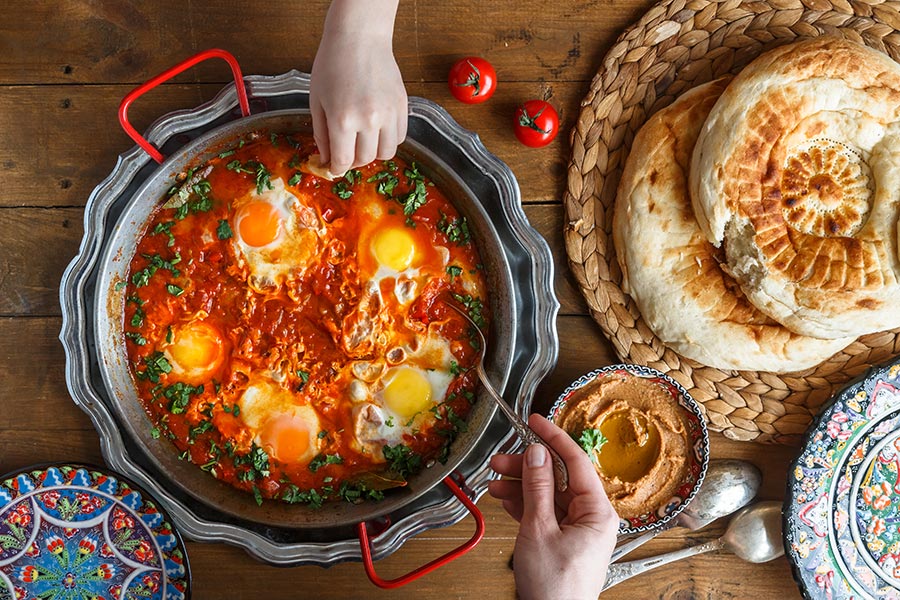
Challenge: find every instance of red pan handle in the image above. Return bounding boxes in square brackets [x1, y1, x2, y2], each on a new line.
[357, 475, 485, 589]
[118, 48, 251, 164]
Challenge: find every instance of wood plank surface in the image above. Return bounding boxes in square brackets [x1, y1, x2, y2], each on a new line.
[0, 1, 819, 599]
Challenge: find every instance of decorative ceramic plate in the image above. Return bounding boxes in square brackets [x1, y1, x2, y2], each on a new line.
[548, 364, 709, 535]
[0, 465, 189, 600]
[785, 357, 900, 600]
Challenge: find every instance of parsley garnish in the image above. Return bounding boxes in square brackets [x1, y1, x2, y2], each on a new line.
[166, 283, 184, 297]
[159, 382, 204, 414]
[296, 369, 310, 391]
[153, 221, 176, 247]
[399, 163, 428, 218]
[234, 444, 270, 482]
[218, 149, 235, 159]
[332, 181, 353, 199]
[125, 331, 147, 346]
[453, 293, 486, 328]
[438, 213, 471, 245]
[382, 444, 422, 479]
[288, 172, 302, 186]
[216, 219, 233, 240]
[136, 352, 172, 383]
[446, 265, 463, 283]
[150, 427, 161, 439]
[308, 453, 343, 473]
[131, 252, 181, 287]
[367, 171, 399, 197]
[578, 428, 608, 465]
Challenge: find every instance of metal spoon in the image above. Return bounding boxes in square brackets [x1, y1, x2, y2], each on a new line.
[441, 293, 569, 492]
[611, 459, 762, 562]
[603, 500, 784, 590]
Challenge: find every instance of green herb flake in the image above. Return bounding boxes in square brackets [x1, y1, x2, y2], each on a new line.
[218, 149, 235, 159]
[308, 453, 343, 473]
[332, 181, 353, 200]
[446, 265, 463, 283]
[382, 444, 422, 479]
[166, 283, 184, 297]
[125, 331, 147, 346]
[166, 326, 173, 344]
[216, 219, 233, 240]
[253, 485, 263, 506]
[317, 430, 328, 439]
[438, 213, 471, 246]
[152, 221, 176, 247]
[453, 293, 486, 328]
[288, 172, 302, 186]
[114, 281, 127, 291]
[578, 428, 608, 465]
[150, 427, 161, 439]
[135, 352, 172, 383]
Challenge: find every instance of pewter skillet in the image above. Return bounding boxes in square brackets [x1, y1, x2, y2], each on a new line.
[60, 71, 560, 564]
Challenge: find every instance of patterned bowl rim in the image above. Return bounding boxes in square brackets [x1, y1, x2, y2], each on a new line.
[548, 363, 710, 535]
[0, 462, 191, 597]
[782, 356, 900, 600]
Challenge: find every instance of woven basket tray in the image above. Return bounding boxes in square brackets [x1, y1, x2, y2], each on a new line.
[563, 0, 900, 444]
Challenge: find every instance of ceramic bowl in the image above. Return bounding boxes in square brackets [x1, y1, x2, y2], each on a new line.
[549, 363, 709, 535]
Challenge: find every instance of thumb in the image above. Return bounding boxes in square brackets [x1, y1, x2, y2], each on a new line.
[520, 444, 560, 536]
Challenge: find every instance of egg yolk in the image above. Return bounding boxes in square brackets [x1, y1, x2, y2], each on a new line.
[236, 200, 282, 247]
[260, 414, 311, 463]
[383, 367, 433, 419]
[168, 321, 224, 374]
[371, 228, 416, 271]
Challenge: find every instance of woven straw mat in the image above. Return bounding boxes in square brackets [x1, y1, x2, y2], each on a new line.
[563, 0, 900, 444]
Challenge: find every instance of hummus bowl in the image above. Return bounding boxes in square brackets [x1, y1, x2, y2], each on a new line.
[549, 364, 709, 534]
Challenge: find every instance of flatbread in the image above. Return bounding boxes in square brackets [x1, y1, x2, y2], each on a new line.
[689, 37, 900, 339]
[614, 79, 853, 372]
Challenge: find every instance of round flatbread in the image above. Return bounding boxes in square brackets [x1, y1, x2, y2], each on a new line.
[614, 79, 853, 372]
[689, 38, 900, 339]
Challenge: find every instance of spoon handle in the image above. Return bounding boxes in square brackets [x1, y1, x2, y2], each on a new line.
[602, 538, 725, 590]
[610, 523, 672, 562]
[478, 365, 569, 492]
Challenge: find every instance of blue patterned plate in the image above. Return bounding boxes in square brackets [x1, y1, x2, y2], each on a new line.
[785, 358, 900, 600]
[0, 465, 189, 600]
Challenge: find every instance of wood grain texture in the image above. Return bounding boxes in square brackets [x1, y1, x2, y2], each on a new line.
[0, 1, 649, 85]
[0, 1, 819, 597]
[0, 82, 574, 208]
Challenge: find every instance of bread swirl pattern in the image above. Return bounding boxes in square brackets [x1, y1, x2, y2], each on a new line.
[614, 80, 852, 372]
[690, 38, 900, 339]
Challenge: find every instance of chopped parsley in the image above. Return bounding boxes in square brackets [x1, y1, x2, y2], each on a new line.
[343, 169, 362, 185]
[217, 149, 235, 159]
[296, 369, 310, 391]
[317, 430, 328, 439]
[399, 163, 428, 218]
[234, 444, 270, 482]
[578, 428, 608, 465]
[150, 427, 161, 439]
[166, 283, 184, 297]
[453, 293, 486, 328]
[253, 485, 263, 506]
[281, 485, 324, 508]
[135, 352, 172, 383]
[129, 305, 145, 328]
[367, 170, 399, 196]
[152, 221, 176, 247]
[308, 453, 343, 473]
[332, 181, 353, 199]
[382, 444, 422, 479]
[125, 331, 147, 346]
[216, 219, 233, 240]
[288, 172, 302, 186]
[158, 382, 204, 414]
[131, 252, 181, 287]
[446, 265, 463, 283]
[438, 213, 471, 245]
[226, 159, 273, 195]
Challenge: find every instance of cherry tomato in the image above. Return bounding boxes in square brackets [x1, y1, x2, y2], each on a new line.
[448, 57, 496, 104]
[513, 100, 559, 148]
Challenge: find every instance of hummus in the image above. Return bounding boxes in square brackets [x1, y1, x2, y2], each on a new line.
[557, 374, 691, 519]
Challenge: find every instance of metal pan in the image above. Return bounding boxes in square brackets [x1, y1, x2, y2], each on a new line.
[60, 50, 559, 569]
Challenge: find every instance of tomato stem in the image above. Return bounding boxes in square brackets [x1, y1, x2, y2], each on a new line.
[518, 105, 551, 133]
[454, 60, 482, 96]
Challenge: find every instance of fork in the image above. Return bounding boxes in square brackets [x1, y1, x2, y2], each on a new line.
[441, 293, 569, 492]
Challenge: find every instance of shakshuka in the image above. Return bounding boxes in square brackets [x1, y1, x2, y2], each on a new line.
[122, 132, 488, 507]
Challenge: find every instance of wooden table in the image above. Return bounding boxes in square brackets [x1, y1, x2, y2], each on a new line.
[0, 1, 806, 598]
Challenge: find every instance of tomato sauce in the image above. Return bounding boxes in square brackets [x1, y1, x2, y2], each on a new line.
[123, 132, 488, 506]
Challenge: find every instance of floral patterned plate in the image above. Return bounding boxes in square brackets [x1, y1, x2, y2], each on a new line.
[548, 364, 709, 535]
[785, 357, 900, 600]
[0, 464, 189, 600]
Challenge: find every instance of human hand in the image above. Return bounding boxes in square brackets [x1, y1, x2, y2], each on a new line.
[310, 0, 407, 176]
[489, 414, 619, 600]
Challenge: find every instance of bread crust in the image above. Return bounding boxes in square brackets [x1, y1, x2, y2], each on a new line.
[689, 37, 900, 339]
[614, 79, 852, 372]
